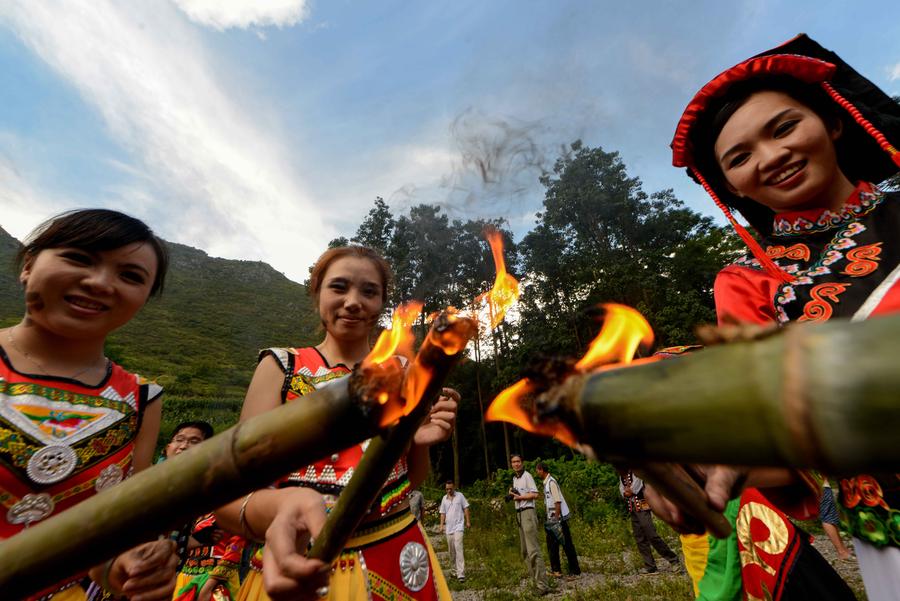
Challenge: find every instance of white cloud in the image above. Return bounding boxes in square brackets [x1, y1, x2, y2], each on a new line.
[0, 154, 68, 241]
[0, 0, 333, 282]
[171, 0, 309, 31]
[890, 62, 900, 82]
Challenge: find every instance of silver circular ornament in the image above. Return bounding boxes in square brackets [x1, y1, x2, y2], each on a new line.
[7, 493, 55, 526]
[26, 445, 78, 485]
[399, 541, 429, 592]
[94, 464, 124, 492]
[330, 453, 340, 463]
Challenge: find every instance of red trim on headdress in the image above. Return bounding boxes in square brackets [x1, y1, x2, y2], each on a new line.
[672, 55, 836, 167]
[821, 81, 900, 168]
[690, 168, 794, 284]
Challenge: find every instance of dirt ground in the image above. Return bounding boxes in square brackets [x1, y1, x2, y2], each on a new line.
[432, 532, 865, 600]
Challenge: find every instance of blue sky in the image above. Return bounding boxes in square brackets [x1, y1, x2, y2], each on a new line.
[1, 1, 898, 283]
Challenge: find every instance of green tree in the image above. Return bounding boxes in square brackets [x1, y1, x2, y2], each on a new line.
[517, 140, 741, 354]
[352, 197, 395, 256]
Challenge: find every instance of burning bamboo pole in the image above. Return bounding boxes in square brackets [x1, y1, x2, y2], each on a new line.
[308, 311, 478, 563]
[486, 306, 900, 538]
[0, 369, 416, 599]
[536, 313, 900, 474]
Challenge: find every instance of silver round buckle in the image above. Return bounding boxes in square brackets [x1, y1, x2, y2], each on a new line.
[399, 541, 429, 591]
[7, 493, 55, 526]
[94, 464, 124, 492]
[26, 445, 78, 485]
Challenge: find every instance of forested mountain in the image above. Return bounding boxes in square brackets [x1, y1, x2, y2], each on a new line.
[0, 141, 743, 479]
[0, 228, 320, 400]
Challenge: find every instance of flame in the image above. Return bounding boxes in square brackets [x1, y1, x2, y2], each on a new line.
[361, 301, 423, 427]
[402, 311, 478, 415]
[485, 303, 654, 447]
[477, 229, 520, 328]
[363, 301, 423, 367]
[402, 363, 433, 416]
[574, 303, 654, 371]
[484, 379, 578, 447]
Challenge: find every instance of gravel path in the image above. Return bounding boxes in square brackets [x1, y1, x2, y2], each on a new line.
[428, 532, 864, 600]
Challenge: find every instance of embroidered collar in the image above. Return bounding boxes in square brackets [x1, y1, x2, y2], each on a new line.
[772, 183, 883, 236]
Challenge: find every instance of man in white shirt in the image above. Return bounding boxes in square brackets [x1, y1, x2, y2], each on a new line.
[535, 462, 581, 577]
[439, 480, 470, 581]
[509, 454, 550, 594]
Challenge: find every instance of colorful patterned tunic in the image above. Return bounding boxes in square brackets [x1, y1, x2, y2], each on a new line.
[715, 183, 900, 549]
[173, 514, 244, 601]
[238, 347, 450, 601]
[0, 346, 161, 601]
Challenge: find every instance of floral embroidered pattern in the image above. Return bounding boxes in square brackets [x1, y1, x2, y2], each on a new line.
[843, 243, 882, 276]
[773, 188, 883, 236]
[766, 244, 810, 261]
[798, 283, 850, 322]
[840, 475, 899, 547]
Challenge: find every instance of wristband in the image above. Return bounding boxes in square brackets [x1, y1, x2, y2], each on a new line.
[100, 557, 120, 595]
[240, 492, 263, 542]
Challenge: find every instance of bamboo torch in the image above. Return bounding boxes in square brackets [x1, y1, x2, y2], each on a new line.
[487, 306, 900, 538]
[535, 312, 900, 474]
[308, 309, 478, 563]
[0, 357, 415, 599]
[487, 305, 729, 537]
[308, 227, 508, 562]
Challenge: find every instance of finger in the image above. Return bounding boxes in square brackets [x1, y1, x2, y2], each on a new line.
[441, 387, 461, 402]
[126, 540, 176, 577]
[427, 413, 456, 428]
[704, 466, 748, 512]
[122, 553, 178, 593]
[126, 571, 177, 601]
[431, 398, 458, 413]
[263, 546, 329, 601]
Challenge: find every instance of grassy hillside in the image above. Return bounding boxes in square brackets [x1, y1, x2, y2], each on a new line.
[0, 227, 322, 440]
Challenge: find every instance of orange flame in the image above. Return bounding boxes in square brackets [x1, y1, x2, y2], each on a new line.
[485, 303, 654, 447]
[574, 304, 654, 371]
[402, 363, 433, 417]
[477, 229, 520, 328]
[402, 310, 477, 415]
[361, 301, 423, 427]
[363, 301, 423, 367]
[484, 379, 578, 447]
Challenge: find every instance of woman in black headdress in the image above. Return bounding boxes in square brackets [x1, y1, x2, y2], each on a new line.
[660, 34, 900, 600]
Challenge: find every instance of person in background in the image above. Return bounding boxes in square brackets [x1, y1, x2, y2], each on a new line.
[509, 454, 550, 595]
[534, 462, 580, 578]
[162, 421, 245, 601]
[408, 488, 425, 523]
[618, 468, 682, 575]
[0, 209, 176, 600]
[438, 481, 470, 582]
[820, 480, 854, 562]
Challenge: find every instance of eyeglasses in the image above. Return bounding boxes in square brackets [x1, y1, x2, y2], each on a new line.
[171, 436, 204, 446]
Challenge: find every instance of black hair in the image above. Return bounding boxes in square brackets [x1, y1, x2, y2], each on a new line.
[445, 480, 455, 486]
[692, 75, 849, 233]
[169, 420, 214, 441]
[16, 209, 169, 296]
[535, 461, 549, 473]
[510, 453, 523, 461]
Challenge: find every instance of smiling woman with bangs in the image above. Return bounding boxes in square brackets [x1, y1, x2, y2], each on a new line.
[0, 208, 177, 601]
[215, 245, 460, 601]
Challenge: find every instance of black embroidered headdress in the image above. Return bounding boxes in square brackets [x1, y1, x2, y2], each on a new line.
[671, 34, 900, 282]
